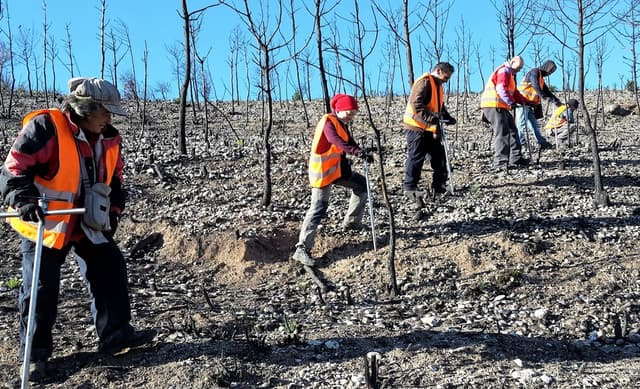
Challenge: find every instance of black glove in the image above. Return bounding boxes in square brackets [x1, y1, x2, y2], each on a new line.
[428, 112, 442, 124]
[109, 212, 120, 235]
[554, 99, 563, 107]
[442, 113, 456, 125]
[17, 203, 44, 222]
[357, 149, 374, 163]
[510, 103, 519, 111]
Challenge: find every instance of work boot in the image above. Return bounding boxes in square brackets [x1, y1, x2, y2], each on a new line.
[404, 190, 425, 209]
[20, 359, 48, 382]
[509, 158, 530, 167]
[99, 328, 157, 356]
[539, 141, 553, 150]
[292, 245, 314, 266]
[342, 221, 364, 232]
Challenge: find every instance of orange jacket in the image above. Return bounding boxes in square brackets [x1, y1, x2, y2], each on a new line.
[403, 73, 444, 133]
[480, 64, 516, 109]
[9, 109, 120, 249]
[308, 114, 349, 188]
[518, 72, 544, 105]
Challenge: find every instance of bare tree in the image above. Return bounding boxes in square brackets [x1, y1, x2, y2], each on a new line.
[227, 25, 244, 112]
[106, 28, 126, 89]
[536, 0, 619, 206]
[284, 0, 313, 128]
[454, 16, 473, 123]
[341, 0, 399, 295]
[177, 1, 218, 155]
[155, 81, 170, 100]
[42, 0, 49, 105]
[117, 20, 139, 112]
[47, 35, 58, 98]
[474, 41, 485, 87]
[63, 24, 75, 78]
[424, 0, 453, 64]
[141, 40, 148, 137]
[99, 0, 107, 79]
[312, 0, 339, 112]
[220, 0, 293, 207]
[490, 0, 537, 59]
[613, 0, 640, 114]
[371, 0, 427, 88]
[592, 38, 611, 132]
[1, 0, 16, 118]
[165, 42, 184, 98]
[191, 20, 213, 148]
[16, 26, 34, 96]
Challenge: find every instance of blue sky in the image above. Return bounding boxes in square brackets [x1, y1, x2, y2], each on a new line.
[2, 0, 630, 100]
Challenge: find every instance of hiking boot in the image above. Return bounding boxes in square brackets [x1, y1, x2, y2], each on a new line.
[99, 328, 157, 356]
[492, 162, 507, 173]
[292, 246, 314, 266]
[509, 158, 530, 167]
[539, 142, 553, 150]
[404, 190, 425, 209]
[342, 222, 364, 232]
[20, 360, 48, 382]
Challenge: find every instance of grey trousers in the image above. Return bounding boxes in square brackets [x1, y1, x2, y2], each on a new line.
[297, 173, 367, 251]
[483, 107, 524, 166]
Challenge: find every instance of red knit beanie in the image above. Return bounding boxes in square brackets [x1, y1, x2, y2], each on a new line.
[330, 93, 358, 112]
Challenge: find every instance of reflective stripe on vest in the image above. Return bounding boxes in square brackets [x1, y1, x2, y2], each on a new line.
[545, 105, 568, 129]
[518, 72, 544, 104]
[403, 73, 443, 133]
[308, 114, 349, 188]
[480, 65, 513, 110]
[9, 109, 80, 249]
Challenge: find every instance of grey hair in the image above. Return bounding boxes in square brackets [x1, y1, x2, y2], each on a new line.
[60, 95, 103, 119]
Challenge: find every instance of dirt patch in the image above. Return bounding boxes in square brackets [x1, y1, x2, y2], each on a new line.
[121, 220, 299, 286]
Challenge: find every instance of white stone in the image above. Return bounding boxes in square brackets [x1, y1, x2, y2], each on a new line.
[420, 314, 441, 327]
[511, 368, 537, 382]
[533, 308, 549, 320]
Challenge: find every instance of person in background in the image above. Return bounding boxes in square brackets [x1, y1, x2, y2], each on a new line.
[515, 60, 562, 150]
[545, 98, 580, 148]
[292, 93, 373, 267]
[0, 77, 156, 381]
[480, 55, 533, 171]
[402, 62, 456, 209]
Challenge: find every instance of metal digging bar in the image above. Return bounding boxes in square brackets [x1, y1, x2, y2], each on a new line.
[363, 153, 377, 251]
[0, 197, 85, 389]
[439, 118, 455, 195]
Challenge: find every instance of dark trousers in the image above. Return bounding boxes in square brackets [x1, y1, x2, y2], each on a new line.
[482, 107, 524, 166]
[403, 129, 447, 192]
[19, 235, 132, 361]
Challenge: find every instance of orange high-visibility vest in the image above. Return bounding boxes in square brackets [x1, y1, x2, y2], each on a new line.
[308, 114, 349, 188]
[9, 109, 119, 248]
[403, 73, 443, 133]
[518, 72, 544, 105]
[545, 105, 569, 129]
[480, 64, 514, 110]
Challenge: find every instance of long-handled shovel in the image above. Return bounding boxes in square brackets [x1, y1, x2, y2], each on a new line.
[0, 198, 84, 388]
[363, 155, 377, 251]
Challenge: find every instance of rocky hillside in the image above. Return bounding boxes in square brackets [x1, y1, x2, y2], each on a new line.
[0, 91, 639, 388]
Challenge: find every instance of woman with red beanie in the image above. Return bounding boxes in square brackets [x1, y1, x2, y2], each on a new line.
[292, 93, 373, 267]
